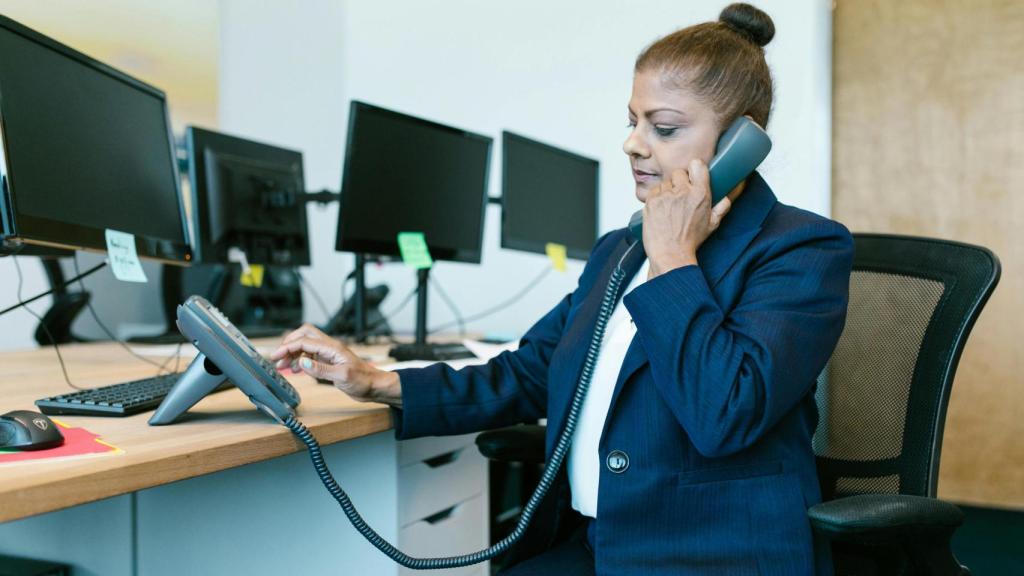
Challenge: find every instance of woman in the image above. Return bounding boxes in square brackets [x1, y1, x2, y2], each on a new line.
[272, 4, 852, 574]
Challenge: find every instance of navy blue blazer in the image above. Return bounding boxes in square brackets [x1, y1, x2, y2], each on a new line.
[394, 173, 853, 575]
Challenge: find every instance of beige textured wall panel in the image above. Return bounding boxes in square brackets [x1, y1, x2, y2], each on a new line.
[833, 0, 1024, 508]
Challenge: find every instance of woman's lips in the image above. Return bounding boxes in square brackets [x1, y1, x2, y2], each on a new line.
[633, 169, 658, 184]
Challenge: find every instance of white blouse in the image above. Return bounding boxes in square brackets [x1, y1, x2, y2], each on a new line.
[568, 258, 650, 518]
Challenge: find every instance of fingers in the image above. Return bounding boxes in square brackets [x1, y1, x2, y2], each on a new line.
[281, 323, 326, 346]
[297, 356, 340, 382]
[710, 196, 734, 228]
[688, 159, 710, 196]
[665, 163, 709, 201]
[669, 168, 689, 190]
[270, 337, 345, 365]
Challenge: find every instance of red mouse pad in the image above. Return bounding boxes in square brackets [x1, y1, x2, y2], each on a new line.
[0, 419, 122, 465]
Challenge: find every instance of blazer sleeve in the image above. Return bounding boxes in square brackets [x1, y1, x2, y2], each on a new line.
[623, 219, 854, 458]
[392, 231, 622, 440]
[392, 293, 569, 440]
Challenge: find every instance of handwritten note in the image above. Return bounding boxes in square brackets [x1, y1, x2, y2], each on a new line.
[104, 229, 148, 283]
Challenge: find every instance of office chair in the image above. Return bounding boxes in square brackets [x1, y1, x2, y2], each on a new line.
[475, 233, 1000, 576]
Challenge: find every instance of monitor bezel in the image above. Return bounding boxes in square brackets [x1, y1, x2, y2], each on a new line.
[335, 100, 492, 264]
[186, 125, 311, 267]
[500, 130, 599, 261]
[0, 15, 192, 265]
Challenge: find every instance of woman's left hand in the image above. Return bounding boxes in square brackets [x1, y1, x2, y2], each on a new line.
[642, 158, 734, 278]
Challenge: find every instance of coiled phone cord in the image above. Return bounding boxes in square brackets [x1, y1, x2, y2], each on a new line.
[285, 242, 638, 570]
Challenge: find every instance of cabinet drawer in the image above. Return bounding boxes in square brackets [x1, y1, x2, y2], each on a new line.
[399, 446, 485, 527]
[399, 433, 477, 466]
[398, 495, 488, 576]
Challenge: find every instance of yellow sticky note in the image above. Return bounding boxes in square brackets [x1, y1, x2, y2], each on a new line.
[240, 264, 265, 287]
[545, 243, 567, 273]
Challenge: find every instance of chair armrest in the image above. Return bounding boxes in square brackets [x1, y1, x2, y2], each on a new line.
[809, 494, 965, 543]
[475, 424, 546, 463]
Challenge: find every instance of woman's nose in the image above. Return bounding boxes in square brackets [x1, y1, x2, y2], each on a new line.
[622, 128, 648, 159]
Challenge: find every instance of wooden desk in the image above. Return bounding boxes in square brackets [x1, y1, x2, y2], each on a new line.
[0, 339, 393, 523]
[0, 339, 489, 576]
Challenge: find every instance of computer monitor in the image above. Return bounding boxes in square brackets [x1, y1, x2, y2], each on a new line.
[0, 15, 190, 263]
[186, 126, 310, 267]
[501, 131, 599, 261]
[335, 101, 492, 263]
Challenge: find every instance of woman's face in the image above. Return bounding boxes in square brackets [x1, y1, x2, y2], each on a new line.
[624, 69, 721, 203]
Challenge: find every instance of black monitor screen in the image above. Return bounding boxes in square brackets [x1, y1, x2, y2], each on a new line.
[501, 131, 598, 260]
[187, 127, 310, 266]
[0, 16, 189, 262]
[335, 101, 491, 263]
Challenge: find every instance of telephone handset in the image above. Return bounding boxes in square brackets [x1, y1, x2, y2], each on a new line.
[628, 115, 772, 241]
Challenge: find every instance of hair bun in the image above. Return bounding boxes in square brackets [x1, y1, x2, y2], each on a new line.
[719, 3, 775, 47]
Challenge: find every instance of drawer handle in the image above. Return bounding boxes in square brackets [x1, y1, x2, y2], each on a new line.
[423, 448, 462, 468]
[423, 504, 458, 525]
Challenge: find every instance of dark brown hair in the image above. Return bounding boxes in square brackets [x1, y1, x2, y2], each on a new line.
[635, 3, 775, 129]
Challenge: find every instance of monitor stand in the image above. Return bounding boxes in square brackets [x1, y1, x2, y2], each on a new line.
[35, 257, 91, 345]
[387, 268, 475, 362]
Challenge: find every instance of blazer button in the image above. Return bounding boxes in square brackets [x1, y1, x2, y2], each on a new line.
[606, 450, 629, 473]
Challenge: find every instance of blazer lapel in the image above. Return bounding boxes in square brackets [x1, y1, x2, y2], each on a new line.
[546, 235, 644, 443]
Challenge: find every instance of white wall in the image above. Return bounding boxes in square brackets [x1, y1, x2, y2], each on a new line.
[218, 0, 833, 339]
[0, 257, 53, 350]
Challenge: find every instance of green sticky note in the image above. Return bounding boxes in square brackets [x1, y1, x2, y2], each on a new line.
[397, 232, 433, 269]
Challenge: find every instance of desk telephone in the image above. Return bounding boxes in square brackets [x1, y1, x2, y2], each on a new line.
[150, 116, 770, 570]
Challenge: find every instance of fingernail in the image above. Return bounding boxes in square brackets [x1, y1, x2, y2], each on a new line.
[301, 357, 312, 369]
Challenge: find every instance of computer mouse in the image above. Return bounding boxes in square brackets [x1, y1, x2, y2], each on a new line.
[0, 410, 65, 451]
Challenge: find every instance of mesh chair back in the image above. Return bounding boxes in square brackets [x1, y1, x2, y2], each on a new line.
[813, 234, 1000, 500]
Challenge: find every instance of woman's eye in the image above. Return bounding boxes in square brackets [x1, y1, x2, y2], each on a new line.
[626, 120, 637, 129]
[654, 125, 678, 137]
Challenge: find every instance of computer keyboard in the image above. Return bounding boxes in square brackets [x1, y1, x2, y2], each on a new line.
[388, 342, 477, 362]
[35, 373, 233, 417]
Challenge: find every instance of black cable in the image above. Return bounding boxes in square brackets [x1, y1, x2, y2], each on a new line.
[155, 340, 186, 376]
[12, 257, 83, 391]
[429, 265, 553, 335]
[428, 276, 466, 337]
[71, 254, 176, 375]
[284, 242, 638, 569]
[167, 341, 184, 374]
[0, 261, 106, 318]
[295, 269, 332, 321]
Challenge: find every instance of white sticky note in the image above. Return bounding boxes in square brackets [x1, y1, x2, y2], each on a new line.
[104, 229, 148, 283]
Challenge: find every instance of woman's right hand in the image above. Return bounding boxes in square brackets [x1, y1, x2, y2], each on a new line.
[269, 324, 403, 408]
